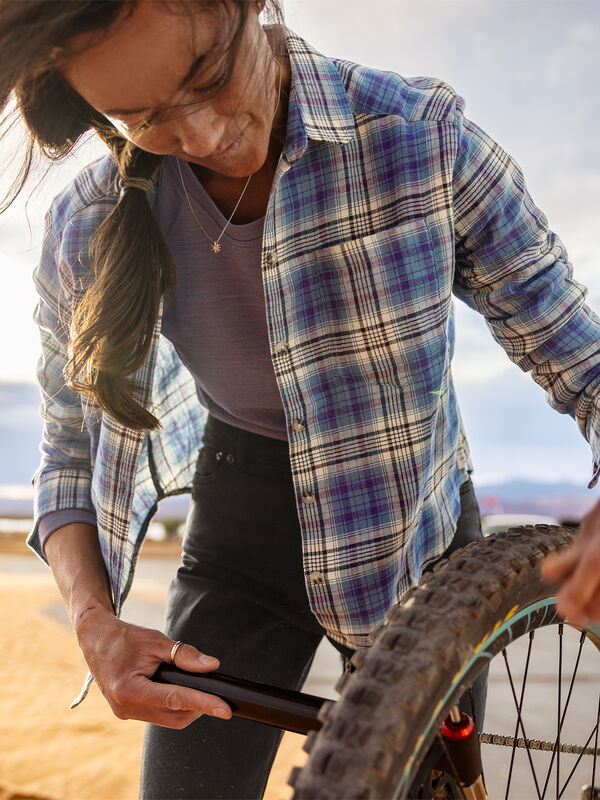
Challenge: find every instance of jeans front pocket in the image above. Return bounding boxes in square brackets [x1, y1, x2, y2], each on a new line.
[191, 443, 230, 496]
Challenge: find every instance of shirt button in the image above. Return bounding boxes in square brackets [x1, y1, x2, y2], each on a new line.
[309, 572, 325, 586]
[273, 341, 289, 356]
[291, 418, 306, 433]
[301, 491, 315, 504]
[263, 252, 276, 268]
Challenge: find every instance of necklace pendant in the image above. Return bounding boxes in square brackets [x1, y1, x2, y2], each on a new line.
[211, 241, 221, 254]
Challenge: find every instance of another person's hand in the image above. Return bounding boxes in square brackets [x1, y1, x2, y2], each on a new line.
[541, 499, 600, 625]
[75, 607, 232, 728]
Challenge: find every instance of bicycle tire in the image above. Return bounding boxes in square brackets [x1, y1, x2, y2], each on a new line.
[289, 525, 600, 799]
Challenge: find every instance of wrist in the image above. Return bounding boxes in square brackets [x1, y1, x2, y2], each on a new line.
[74, 601, 116, 638]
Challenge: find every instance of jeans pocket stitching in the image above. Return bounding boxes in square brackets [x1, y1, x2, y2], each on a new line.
[192, 446, 231, 490]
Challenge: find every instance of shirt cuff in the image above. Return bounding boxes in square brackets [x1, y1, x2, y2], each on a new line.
[38, 509, 98, 558]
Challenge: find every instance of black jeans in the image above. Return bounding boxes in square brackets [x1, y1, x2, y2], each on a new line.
[140, 415, 484, 800]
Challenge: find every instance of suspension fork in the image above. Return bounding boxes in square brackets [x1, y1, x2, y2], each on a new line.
[439, 706, 488, 800]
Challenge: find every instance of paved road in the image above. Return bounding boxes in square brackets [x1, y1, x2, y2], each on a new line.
[3, 552, 597, 799]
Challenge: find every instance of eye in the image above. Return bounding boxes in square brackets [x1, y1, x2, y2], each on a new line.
[128, 116, 156, 136]
[191, 75, 223, 95]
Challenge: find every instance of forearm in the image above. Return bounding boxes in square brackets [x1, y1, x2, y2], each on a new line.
[44, 522, 115, 632]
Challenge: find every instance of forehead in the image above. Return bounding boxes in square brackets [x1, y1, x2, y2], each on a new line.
[61, 1, 231, 116]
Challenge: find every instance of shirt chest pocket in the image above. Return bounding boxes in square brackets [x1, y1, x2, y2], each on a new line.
[295, 221, 454, 388]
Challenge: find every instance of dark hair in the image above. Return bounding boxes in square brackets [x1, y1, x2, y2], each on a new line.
[0, 0, 285, 429]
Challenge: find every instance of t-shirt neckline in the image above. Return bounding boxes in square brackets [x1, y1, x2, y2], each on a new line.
[170, 156, 265, 243]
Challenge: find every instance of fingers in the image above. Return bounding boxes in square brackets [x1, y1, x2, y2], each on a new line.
[79, 617, 232, 729]
[117, 637, 232, 727]
[541, 511, 600, 625]
[114, 673, 232, 724]
[167, 640, 221, 674]
[556, 551, 600, 624]
[541, 548, 579, 584]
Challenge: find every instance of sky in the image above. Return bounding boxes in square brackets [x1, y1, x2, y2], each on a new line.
[0, 0, 598, 485]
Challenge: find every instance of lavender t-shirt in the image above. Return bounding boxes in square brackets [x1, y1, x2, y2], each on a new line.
[155, 156, 288, 441]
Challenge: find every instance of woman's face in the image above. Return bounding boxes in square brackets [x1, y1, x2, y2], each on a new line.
[62, 0, 283, 179]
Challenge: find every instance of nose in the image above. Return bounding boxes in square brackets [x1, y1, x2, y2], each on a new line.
[174, 107, 229, 160]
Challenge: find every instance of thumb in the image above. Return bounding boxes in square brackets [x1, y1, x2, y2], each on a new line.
[168, 640, 221, 673]
[541, 548, 579, 584]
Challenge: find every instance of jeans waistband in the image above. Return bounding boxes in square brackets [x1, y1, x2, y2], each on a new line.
[202, 414, 291, 468]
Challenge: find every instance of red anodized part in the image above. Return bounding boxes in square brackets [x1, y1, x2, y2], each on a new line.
[441, 712, 477, 741]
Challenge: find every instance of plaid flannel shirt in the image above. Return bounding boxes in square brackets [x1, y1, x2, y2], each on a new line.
[28, 29, 600, 704]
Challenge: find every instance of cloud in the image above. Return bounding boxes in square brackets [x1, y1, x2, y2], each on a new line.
[454, 360, 594, 483]
[545, 19, 600, 84]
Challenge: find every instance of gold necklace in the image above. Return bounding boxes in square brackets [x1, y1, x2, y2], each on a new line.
[177, 56, 282, 254]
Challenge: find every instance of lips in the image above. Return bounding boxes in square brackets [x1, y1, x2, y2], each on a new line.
[211, 133, 242, 159]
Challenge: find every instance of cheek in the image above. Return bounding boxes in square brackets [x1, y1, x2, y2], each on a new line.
[126, 129, 180, 155]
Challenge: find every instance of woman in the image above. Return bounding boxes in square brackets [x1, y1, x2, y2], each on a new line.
[1, 1, 599, 798]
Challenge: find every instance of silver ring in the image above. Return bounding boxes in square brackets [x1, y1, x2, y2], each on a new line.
[170, 640, 184, 664]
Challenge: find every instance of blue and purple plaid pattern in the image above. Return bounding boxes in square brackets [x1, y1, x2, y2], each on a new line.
[29, 29, 600, 661]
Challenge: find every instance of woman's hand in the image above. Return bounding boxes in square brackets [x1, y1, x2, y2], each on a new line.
[75, 606, 232, 729]
[541, 499, 600, 625]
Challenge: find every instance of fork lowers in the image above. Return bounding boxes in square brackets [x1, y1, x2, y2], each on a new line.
[440, 708, 488, 799]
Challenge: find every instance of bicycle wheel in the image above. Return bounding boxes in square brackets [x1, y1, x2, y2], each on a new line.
[289, 525, 600, 799]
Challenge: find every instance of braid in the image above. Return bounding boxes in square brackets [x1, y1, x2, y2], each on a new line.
[65, 145, 176, 430]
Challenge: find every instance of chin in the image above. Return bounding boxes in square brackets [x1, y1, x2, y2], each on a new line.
[217, 152, 267, 178]
[181, 139, 269, 178]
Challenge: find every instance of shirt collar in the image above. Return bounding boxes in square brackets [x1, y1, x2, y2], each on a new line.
[281, 27, 356, 162]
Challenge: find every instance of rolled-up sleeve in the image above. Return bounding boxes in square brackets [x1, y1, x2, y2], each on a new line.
[450, 98, 600, 487]
[27, 212, 98, 563]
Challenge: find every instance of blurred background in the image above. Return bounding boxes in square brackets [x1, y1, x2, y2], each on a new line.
[0, 2, 598, 797]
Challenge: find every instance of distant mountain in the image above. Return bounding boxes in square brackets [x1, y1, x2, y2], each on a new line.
[474, 480, 596, 521]
[0, 381, 596, 523]
[0, 477, 592, 525]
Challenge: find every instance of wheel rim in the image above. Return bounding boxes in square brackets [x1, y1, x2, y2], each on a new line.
[398, 597, 600, 800]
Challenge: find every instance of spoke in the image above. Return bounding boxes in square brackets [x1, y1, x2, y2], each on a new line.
[591, 693, 600, 797]
[506, 630, 535, 800]
[558, 719, 600, 799]
[541, 629, 587, 800]
[503, 648, 543, 800]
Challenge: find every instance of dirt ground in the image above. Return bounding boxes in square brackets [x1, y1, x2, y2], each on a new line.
[0, 536, 307, 800]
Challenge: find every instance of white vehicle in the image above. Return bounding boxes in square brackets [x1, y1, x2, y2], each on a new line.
[481, 513, 560, 537]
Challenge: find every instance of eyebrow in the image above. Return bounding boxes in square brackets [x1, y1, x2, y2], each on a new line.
[103, 53, 207, 117]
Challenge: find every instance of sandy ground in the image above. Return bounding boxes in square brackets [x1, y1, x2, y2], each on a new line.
[0, 536, 310, 800]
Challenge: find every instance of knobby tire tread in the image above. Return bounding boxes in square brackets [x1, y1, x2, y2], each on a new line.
[289, 525, 576, 800]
